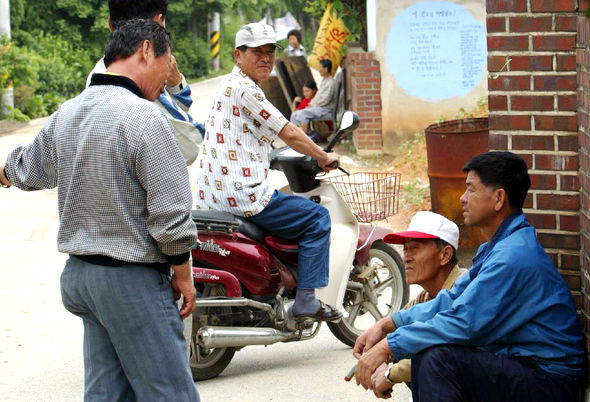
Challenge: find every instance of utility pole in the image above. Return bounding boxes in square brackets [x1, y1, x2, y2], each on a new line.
[0, 0, 13, 115]
[208, 12, 220, 72]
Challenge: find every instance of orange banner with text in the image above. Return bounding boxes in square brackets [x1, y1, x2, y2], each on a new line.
[308, 3, 349, 74]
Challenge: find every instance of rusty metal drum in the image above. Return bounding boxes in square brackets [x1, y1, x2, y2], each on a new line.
[425, 117, 489, 249]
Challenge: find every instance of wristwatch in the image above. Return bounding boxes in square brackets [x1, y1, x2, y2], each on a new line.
[384, 364, 396, 385]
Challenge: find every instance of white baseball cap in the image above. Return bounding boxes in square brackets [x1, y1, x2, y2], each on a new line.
[235, 23, 281, 49]
[383, 211, 459, 250]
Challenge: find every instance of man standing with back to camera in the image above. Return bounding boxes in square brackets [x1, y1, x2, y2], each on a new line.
[1, 20, 199, 401]
[195, 22, 343, 322]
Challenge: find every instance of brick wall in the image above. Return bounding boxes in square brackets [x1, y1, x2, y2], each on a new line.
[487, 1, 581, 293]
[579, 10, 590, 395]
[342, 48, 383, 154]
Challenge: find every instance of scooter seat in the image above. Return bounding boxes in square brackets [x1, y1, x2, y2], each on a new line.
[191, 210, 267, 243]
[192, 209, 239, 224]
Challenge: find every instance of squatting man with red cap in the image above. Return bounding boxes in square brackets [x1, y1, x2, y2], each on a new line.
[194, 22, 342, 322]
[370, 211, 466, 395]
[353, 152, 585, 401]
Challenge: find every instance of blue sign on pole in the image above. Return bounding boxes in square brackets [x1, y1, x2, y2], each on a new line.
[385, 1, 487, 101]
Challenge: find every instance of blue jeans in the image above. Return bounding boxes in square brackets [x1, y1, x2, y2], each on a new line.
[246, 190, 330, 289]
[60, 256, 199, 402]
[411, 345, 579, 402]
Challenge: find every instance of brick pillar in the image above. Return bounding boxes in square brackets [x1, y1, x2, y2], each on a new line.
[342, 48, 383, 154]
[487, 0, 584, 384]
[578, 11, 590, 394]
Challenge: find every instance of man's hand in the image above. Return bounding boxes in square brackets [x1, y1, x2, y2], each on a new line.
[371, 363, 393, 399]
[355, 338, 393, 390]
[353, 316, 395, 359]
[316, 152, 339, 173]
[171, 259, 196, 319]
[167, 55, 183, 88]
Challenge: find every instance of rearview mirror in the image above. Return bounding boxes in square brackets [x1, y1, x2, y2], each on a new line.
[324, 111, 360, 152]
[339, 111, 358, 132]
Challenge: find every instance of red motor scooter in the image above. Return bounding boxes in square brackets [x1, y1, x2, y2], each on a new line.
[189, 111, 408, 380]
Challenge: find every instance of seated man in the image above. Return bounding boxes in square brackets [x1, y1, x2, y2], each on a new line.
[372, 211, 466, 392]
[284, 29, 308, 58]
[195, 22, 342, 322]
[290, 59, 335, 136]
[354, 152, 585, 401]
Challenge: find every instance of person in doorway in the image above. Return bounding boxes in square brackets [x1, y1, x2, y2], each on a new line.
[290, 59, 335, 137]
[370, 211, 466, 395]
[353, 152, 585, 401]
[194, 22, 342, 322]
[1, 20, 199, 401]
[86, 0, 204, 165]
[284, 29, 308, 58]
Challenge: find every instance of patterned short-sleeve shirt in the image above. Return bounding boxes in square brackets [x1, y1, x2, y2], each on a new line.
[195, 66, 288, 216]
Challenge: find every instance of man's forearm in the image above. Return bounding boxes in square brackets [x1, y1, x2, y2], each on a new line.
[380, 315, 397, 334]
[278, 123, 327, 161]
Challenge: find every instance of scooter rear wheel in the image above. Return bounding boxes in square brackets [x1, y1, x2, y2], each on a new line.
[328, 241, 408, 347]
[189, 284, 236, 381]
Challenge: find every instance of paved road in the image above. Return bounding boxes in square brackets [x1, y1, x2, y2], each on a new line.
[0, 77, 414, 401]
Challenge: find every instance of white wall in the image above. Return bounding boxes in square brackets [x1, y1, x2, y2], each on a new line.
[374, 0, 487, 154]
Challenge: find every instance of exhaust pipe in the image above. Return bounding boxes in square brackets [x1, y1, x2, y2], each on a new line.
[197, 326, 298, 348]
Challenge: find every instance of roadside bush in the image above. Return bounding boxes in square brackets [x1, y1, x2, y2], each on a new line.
[1, 33, 92, 119]
[26, 33, 93, 98]
[174, 35, 210, 79]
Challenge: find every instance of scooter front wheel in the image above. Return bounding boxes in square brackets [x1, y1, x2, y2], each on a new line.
[328, 241, 408, 347]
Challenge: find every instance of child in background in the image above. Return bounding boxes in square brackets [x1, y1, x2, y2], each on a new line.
[292, 80, 317, 112]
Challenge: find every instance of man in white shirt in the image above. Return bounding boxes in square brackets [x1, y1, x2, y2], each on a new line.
[195, 22, 342, 322]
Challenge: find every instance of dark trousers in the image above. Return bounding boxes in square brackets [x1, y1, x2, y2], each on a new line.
[411, 345, 579, 402]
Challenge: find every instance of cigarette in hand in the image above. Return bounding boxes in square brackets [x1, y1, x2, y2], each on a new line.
[344, 364, 357, 382]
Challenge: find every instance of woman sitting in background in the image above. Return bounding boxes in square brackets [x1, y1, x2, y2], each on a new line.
[291, 80, 317, 113]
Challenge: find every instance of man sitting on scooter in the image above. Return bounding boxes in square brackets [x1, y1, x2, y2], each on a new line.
[194, 22, 342, 322]
[369, 211, 466, 394]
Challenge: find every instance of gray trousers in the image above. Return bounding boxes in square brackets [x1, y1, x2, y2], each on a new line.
[60, 256, 199, 402]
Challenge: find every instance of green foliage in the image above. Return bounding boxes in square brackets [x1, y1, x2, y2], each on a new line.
[0, 37, 39, 90]
[403, 179, 428, 207]
[399, 131, 426, 169]
[1, 33, 87, 119]
[29, 33, 94, 97]
[1, 104, 31, 122]
[174, 35, 210, 80]
[4, 0, 324, 119]
[304, 0, 365, 44]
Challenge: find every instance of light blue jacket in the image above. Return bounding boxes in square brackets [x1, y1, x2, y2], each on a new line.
[388, 212, 585, 378]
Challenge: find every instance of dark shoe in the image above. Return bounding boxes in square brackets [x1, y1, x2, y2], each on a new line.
[294, 301, 342, 322]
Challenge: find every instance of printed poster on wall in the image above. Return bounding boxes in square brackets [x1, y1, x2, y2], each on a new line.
[386, 1, 487, 101]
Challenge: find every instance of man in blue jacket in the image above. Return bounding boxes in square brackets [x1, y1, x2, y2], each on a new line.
[353, 152, 585, 401]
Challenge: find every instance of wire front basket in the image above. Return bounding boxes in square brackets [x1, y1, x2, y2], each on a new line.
[324, 172, 402, 222]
